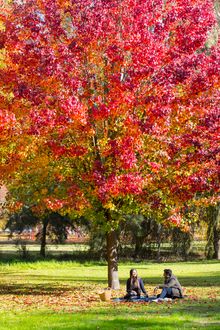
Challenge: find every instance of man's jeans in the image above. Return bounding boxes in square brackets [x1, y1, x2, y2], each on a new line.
[159, 287, 173, 299]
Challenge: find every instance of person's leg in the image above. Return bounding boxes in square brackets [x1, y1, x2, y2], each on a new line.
[136, 288, 141, 298]
[129, 292, 139, 301]
[124, 290, 138, 300]
[159, 287, 172, 299]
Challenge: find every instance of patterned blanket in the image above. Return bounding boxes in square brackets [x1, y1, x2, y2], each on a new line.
[112, 296, 177, 303]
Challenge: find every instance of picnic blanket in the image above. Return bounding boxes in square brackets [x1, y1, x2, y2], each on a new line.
[112, 296, 177, 303]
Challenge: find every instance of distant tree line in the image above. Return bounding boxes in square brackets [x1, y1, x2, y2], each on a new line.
[5, 203, 220, 261]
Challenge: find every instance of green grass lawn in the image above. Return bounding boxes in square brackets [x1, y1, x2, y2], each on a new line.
[0, 260, 219, 329]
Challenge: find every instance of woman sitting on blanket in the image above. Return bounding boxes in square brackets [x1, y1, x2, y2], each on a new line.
[124, 269, 148, 299]
[154, 269, 183, 299]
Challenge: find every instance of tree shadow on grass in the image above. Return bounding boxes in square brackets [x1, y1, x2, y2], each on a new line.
[145, 274, 220, 287]
[0, 273, 109, 285]
[41, 319, 204, 330]
[61, 319, 220, 330]
[0, 283, 74, 296]
[14, 273, 220, 287]
[0, 272, 219, 288]
[175, 302, 220, 316]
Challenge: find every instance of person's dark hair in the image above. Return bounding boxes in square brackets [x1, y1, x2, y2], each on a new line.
[130, 268, 138, 278]
[129, 268, 139, 288]
[164, 269, 172, 277]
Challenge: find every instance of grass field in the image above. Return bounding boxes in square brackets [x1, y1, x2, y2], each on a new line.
[0, 259, 219, 329]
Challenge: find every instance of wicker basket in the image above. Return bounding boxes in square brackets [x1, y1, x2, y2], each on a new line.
[99, 289, 112, 301]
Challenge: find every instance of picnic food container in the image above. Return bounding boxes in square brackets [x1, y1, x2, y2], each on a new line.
[99, 288, 112, 301]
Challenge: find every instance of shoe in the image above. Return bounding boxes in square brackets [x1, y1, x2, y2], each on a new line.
[164, 298, 172, 302]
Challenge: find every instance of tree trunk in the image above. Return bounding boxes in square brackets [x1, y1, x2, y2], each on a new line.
[213, 205, 220, 260]
[134, 238, 142, 259]
[205, 204, 220, 259]
[157, 224, 162, 261]
[40, 219, 48, 258]
[106, 229, 120, 289]
[213, 231, 220, 260]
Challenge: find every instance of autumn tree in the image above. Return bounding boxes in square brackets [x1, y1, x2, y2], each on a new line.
[205, 204, 220, 259]
[0, 0, 219, 288]
[3, 147, 73, 257]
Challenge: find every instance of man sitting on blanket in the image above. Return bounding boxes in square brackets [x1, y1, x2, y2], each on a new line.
[154, 269, 183, 299]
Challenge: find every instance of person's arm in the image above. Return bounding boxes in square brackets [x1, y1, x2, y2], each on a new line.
[139, 278, 147, 295]
[154, 284, 161, 293]
[154, 282, 166, 292]
[160, 278, 177, 288]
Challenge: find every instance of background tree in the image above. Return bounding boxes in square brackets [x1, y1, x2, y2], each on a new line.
[0, 0, 219, 288]
[205, 204, 220, 260]
[119, 214, 165, 260]
[36, 212, 72, 257]
[6, 206, 73, 258]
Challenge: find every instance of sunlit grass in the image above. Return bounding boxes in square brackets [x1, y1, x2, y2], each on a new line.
[0, 260, 219, 329]
[0, 243, 89, 252]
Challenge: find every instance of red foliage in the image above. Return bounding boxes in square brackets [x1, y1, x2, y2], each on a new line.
[0, 0, 219, 223]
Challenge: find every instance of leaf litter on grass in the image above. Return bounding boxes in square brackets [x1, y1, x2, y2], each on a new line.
[0, 283, 103, 312]
[0, 281, 219, 320]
